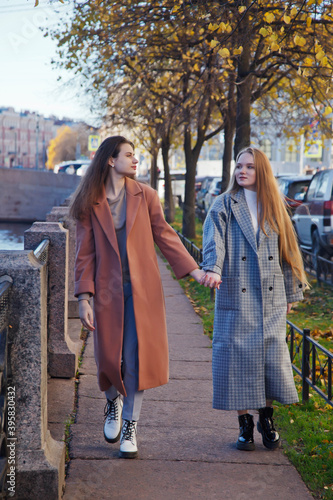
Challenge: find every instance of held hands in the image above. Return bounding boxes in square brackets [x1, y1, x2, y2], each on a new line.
[200, 271, 222, 290]
[79, 300, 95, 331]
[189, 268, 221, 289]
[189, 268, 206, 284]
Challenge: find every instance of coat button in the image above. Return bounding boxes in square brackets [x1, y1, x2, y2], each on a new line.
[242, 288, 246, 293]
[269, 286, 273, 291]
[269, 256, 273, 260]
[242, 256, 246, 261]
[299, 284, 303, 288]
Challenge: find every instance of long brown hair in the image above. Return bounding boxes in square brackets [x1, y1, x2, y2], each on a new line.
[228, 147, 307, 285]
[69, 136, 134, 220]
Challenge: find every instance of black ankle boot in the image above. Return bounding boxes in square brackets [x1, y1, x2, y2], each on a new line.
[257, 407, 280, 450]
[236, 413, 255, 451]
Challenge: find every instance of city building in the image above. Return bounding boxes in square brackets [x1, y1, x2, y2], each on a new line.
[0, 107, 57, 169]
[0, 107, 96, 170]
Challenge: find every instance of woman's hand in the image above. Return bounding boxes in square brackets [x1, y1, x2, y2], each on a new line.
[287, 303, 293, 314]
[79, 300, 95, 331]
[200, 271, 222, 289]
[189, 268, 206, 284]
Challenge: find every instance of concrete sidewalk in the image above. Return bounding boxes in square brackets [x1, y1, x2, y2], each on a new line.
[56, 255, 312, 500]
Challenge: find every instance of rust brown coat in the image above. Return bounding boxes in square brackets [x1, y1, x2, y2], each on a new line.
[74, 177, 197, 395]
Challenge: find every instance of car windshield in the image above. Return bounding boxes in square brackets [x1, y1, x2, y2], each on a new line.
[288, 180, 310, 199]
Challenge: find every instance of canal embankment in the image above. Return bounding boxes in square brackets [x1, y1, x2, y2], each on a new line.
[0, 167, 80, 222]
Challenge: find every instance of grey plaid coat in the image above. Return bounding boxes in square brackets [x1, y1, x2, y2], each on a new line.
[202, 188, 304, 410]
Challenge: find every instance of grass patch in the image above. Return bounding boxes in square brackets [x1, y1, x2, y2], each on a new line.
[289, 279, 333, 352]
[274, 382, 333, 500]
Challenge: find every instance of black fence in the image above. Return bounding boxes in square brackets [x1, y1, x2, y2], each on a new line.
[287, 321, 332, 407]
[176, 231, 333, 407]
[301, 248, 333, 287]
[176, 231, 203, 264]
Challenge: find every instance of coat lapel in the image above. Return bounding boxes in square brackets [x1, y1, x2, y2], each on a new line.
[230, 189, 258, 254]
[93, 185, 120, 257]
[125, 177, 142, 238]
[258, 219, 271, 248]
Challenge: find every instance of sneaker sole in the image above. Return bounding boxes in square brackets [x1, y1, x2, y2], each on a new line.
[119, 450, 138, 459]
[104, 429, 121, 444]
[257, 422, 281, 450]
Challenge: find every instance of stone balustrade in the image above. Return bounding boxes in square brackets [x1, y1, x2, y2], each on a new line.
[0, 209, 82, 499]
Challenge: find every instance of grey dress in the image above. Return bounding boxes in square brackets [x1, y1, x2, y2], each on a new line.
[201, 188, 304, 410]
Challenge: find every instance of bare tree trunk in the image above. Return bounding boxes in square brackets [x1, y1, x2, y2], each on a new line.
[222, 120, 234, 193]
[221, 79, 236, 193]
[161, 139, 175, 223]
[182, 125, 202, 238]
[150, 148, 158, 190]
[234, 11, 252, 158]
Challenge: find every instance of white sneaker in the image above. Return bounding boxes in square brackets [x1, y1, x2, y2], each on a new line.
[119, 420, 138, 459]
[103, 395, 123, 443]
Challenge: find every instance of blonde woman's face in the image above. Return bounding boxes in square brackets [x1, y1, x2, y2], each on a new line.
[235, 152, 256, 191]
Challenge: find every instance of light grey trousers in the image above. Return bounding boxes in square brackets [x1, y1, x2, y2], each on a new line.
[105, 282, 144, 421]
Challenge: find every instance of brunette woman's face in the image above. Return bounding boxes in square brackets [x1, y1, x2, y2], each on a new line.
[109, 143, 138, 176]
[235, 152, 256, 191]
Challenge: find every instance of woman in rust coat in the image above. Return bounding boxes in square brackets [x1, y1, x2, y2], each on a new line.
[70, 136, 203, 458]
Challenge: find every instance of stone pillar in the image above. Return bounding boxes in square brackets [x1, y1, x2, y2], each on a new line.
[46, 207, 78, 318]
[24, 222, 80, 378]
[0, 251, 65, 500]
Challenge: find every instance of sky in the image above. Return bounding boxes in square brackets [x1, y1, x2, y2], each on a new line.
[0, 0, 99, 124]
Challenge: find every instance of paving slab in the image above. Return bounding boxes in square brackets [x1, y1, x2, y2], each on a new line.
[69, 423, 291, 465]
[79, 355, 97, 376]
[168, 332, 209, 348]
[62, 253, 312, 500]
[169, 360, 211, 380]
[63, 459, 312, 500]
[168, 345, 212, 362]
[76, 396, 230, 429]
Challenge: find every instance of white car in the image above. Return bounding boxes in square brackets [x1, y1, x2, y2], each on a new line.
[204, 177, 222, 213]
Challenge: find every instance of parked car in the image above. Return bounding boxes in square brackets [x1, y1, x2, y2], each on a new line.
[76, 163, 90, 176]
[204, 177, 222, 213]
[55, 160, 90, 175]
[196, 176, 215, 211]
[195, 176, 207, 193]
[292, 169, 333, 258]
[276, 175, 312, 213]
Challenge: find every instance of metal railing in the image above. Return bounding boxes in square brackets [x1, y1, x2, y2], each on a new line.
[176, 231, 203, 264]
[33, 239, 50, 264]
[0, 276, 13, 497]
[287, 321, 333, 407]
[301, 248, 333, 287]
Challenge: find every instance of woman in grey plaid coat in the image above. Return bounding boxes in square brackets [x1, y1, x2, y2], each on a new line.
[201, 147, 307, 451]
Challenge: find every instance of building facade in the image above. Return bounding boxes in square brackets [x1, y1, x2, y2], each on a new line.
[0, 107, 57, 169]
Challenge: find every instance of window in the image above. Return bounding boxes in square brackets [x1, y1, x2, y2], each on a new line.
[277, 178, 288, 195]
[285, 139, 297, 162]
[260, 139, 272, 160]
[306, 174, 320, 200]
[315, 171, 330, 198]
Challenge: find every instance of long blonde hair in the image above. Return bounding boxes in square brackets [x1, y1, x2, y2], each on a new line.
[228, 147, 307, 285]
